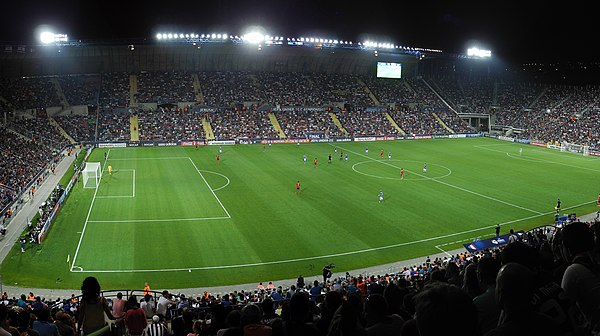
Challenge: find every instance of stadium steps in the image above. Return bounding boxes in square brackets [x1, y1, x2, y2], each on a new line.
[130, 114, 139, 142]
[192, 74, 204, 104]
[432, 112, 454, 133]
[384, 112, 406, 135]
[49, 117, 77, 145]
[202, 117, 215, 140]
[329, 112, 348, 135]
[129, 74, 138, 106]
[6, 127, 32, 142]
[51, 78, 69, 107]
[358, 79, 380, 106]
[268, 112, 286, 138]
[403, 80, 416, 95]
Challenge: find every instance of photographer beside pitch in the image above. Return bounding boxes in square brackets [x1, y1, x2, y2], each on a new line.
[322, 263, 335, 283]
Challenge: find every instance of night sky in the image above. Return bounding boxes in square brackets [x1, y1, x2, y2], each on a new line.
[1, 0, 596, 65]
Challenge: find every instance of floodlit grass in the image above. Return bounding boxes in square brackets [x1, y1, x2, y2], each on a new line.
[2, 137, 598, 289]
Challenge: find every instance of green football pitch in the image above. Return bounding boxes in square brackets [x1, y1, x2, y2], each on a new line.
[2, 137, 599, 289]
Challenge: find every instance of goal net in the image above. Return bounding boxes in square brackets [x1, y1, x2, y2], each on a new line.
[82, 162, 102, 188]
[561, 141, 590, 156]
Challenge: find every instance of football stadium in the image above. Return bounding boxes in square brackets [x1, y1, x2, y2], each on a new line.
[1, 24, 600, 336]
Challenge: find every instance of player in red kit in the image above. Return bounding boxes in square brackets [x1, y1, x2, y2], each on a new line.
[400, 168, 405, 180]
[296, 181, 301, 193]
[216, 154, 220, 164]
[314, 158, 318, 167]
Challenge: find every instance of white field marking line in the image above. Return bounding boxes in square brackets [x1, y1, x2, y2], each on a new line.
[434, 233, 497, 256]
[476, 145, 600, 173]
[435, 245, 452, 257]
[336, 145, 543, 215]
[87, 217, 230, 223]
[199, 170, 230, 191]
[96, 169, 136, 198]
[71, 148, 110, 271]
[188, 157, 231, 218]
[108, 157, 190, 161]
[505, 152, 548, 163]
[352, 160, 452, 181]
[436, 233, 496, 248]
[70, 202, 594, 273]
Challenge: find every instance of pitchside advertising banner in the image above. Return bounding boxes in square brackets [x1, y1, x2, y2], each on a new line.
[463, 231, 525, 253]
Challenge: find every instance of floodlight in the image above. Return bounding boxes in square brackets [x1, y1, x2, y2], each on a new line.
[244, 32, 264, 44]
[40, 32, 55, 44]
[167, 33, 173, 39]
[179, 34, 184, 38]
[211, 33, 216, 39]
[185, 34, 189, 38]
[467, 47, 491, 58]
[222, 34, 228, 40]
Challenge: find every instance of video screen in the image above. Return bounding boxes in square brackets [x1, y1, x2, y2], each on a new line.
[376, 62, 402, 79]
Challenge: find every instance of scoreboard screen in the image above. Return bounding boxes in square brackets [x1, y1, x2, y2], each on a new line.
[376, 62, 402, 79]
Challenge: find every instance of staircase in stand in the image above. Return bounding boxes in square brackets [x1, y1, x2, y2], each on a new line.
[129, 74, 138, 107]
[329, 112, 348, 135]
[192, 74, 204, 104]
[130, 115, 139, 142]
[268, 112, 286, 138]
[51, 78, 69, 107]
[384, 112, 405, 135]
[432, 112, 454, 133]
[202, 117, 215, 140]
[49, 117, 76, 144]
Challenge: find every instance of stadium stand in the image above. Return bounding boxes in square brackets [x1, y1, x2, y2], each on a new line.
[0, 221, 597, 336]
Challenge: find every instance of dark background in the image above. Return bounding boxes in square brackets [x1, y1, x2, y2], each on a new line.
[0, 0, 595, 65]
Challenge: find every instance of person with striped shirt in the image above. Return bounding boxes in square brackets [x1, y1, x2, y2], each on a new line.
[144, 315, 170, 336]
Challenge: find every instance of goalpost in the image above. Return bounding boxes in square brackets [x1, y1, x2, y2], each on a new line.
[82, 162, 102, 188]
[561, 141, 590, 156]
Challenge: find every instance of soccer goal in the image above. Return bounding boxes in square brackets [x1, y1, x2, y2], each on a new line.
[82, 162, 102, 188]
[561, 141, 590, 156]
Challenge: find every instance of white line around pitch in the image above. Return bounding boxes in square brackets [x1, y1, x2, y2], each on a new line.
[72, 202, 594, 273]
[188, 158, 231, 219]
[336, 145, 544, 215]
[475, 145, 600, 173]
[87, 217, 230, 223]
[70, 149, 110, 271]
[108, 157, 190, 161]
